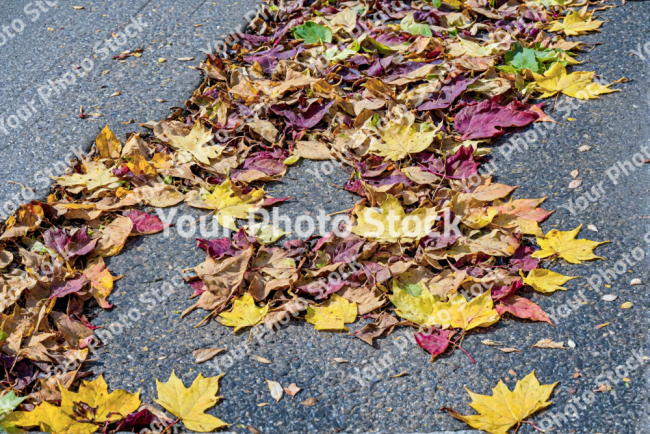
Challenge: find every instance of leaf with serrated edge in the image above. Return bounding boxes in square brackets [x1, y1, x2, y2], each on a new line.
[154, 371, 228, 432]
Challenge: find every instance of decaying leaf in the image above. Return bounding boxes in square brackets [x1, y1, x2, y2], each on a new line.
[532, 339, 565, 349]
[266, 380, 283, 402]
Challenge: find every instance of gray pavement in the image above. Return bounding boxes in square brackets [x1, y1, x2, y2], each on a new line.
[1, 1, 650, 433]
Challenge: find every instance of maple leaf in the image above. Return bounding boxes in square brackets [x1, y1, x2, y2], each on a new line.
[351, 195, 438, 243]
[155, 371, 228, 432]
[495, 295, 553, 326]
[428, 290, 500, 331]
[548, 10, 603, 36]
[455, 98, 538, 140]
[532, 62, 618, 100]
[187, 180, 265, 231]
[391, 283, 499, 331]
[414, 329, 451, 359]
[445, 371, 557, 434]
[219, 292, 269, 332]
[95, 125, 122, 159]
[520, 269, 578, 293]
[156, 121, 223, 164]
[53, 161, 120, 191]
[531, 224, 608, 264]
[305, 294, 357, 331]
[368, 121, 440, 161]
[12, 375, 140, 434]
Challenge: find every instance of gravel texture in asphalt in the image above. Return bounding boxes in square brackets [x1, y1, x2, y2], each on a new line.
[1, 1, 650, 433]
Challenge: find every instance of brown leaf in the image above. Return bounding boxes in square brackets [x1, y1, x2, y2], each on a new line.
[283, 383, 301, 396]
[532, 339, 565, 349]
[300, 397, 318, 407]
[193, 348, 226, 363]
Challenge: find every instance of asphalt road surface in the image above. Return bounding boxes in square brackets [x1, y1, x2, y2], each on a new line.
[1, 1, 649, 433]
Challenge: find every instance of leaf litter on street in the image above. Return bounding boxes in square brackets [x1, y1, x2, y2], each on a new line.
[0, 0, 622, 431]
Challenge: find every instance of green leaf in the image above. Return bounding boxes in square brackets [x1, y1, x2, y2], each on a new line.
[0, 332, 7, 341]
[292, 21, 333, 44]
[283, 155, 300, 165]
[432, 0, 442, 7]
[400, 13, 432, 37]
[0, 392, 25, 417]
[162, 174, 173, 184]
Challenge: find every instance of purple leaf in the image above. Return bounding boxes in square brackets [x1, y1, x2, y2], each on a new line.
[454, 97, 539, 139]
[417, 75, 478, 111]
[43, 227, 97, 260]
[270, 100, 335, 130]
[50, 275, 89, 299]
[123, 210, 166, 235]
[196, 238, 238, 260]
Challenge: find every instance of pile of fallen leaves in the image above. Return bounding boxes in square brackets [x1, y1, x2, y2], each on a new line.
[0, 0, 621, 432]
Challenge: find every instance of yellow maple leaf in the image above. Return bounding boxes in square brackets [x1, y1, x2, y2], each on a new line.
[520, 269, 578, 293]
[59, 375, 140, 423]
[389, 280, 436, 325]
[369, 121, 439, 161]
[548, 10, 603, 36]
[390, 284, 499, 331]
[95, 125, 122, 159]
[155, 371, 229, 432]
[428, 290, 500, 331]
[162, 121, 223, 165]
[126, 154, 157, 176]
[532, 62, 618, 100]
[219, 292, 269, 332]
[305, 294, 357, 331]
[531, 224, 608, 264]
[11, 401, 98, 434]
[188, 180, 265, 231]
[12, 375, 140, 434]
[53, 161, 120, 191]
[351, 195, 438, 243]
[446, 371, 558, 434]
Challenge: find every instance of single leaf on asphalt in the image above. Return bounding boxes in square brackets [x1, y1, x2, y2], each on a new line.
[520, 269, 578, 293]
[548, 10, 604, 36]
[155, 371, 228, 432]
[414, 329, 451, 359]
[495, 295, 553, 326]
[306, 294, 357, 331]
[532, 339, 565, 349]
[445, 371, 558, 434]
[532, 224, 608, 264]
[193, 348, 227, 363]
[266, 380, 283, 402]
[219, 293, 269, 332]
[284, 383, 301, 396]
[533, 62, 618, 100]
[291, 22, 332, 44]
[369, 121, 439, 160]
[301, 398, 318, 407]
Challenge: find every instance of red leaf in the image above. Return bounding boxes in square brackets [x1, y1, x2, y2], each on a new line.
[496, 295, 553, 326]
[414, 329, 451, 359]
